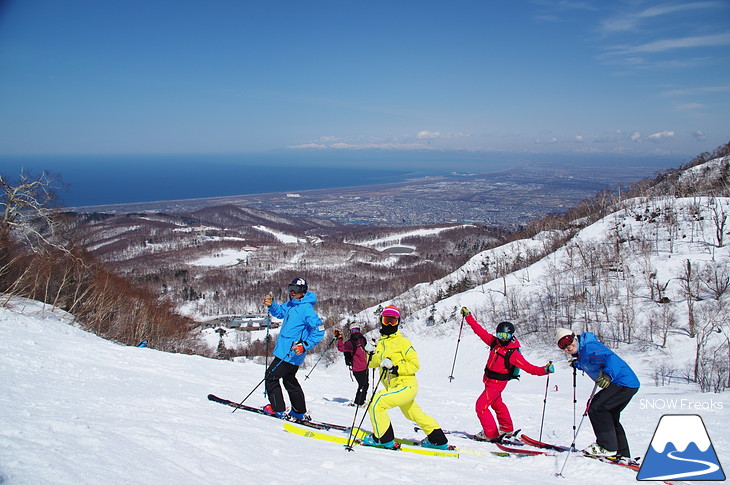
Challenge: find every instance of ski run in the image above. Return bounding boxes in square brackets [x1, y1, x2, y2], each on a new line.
[2, 297, 727, 484]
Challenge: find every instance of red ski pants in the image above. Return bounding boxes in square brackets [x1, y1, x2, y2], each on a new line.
[476, 380, 513, 439]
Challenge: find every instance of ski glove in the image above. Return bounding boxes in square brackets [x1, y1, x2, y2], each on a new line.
[364, 342, 376, 353]
[333, 329, 342, 339]
[596, 371, 611, 388]
[292, 342, 306, 355]
[544, 362, 554, 374]
[381, 358, 398, 376]
[460, 307, 471, 317]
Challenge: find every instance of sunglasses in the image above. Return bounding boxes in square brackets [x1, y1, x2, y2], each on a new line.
[496, 332, 512, 341]
[288, 284, 306, 293]
[558, 334, 575, 350]
[381, 315, 399, 326]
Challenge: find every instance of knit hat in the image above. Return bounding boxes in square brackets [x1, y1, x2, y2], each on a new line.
[379, 305, 400, 335]
[555, 328, 573, 343]
[381, 305, 401, 319]
[556, 328, 575, 349]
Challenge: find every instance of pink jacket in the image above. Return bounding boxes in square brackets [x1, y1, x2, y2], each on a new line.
[337, 334, 369, 372]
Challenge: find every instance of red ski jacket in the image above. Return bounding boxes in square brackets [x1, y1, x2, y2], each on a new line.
[465, 314, 548, 382]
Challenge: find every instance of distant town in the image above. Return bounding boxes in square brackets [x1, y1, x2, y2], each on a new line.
[73, 161, 665, 228]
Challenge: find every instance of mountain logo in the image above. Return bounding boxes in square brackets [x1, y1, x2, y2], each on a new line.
[637, 414, 725, 481]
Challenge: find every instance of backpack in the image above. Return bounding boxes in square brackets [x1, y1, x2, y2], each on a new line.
[485, 343, 521, 381]
[344, 334, 365, 368]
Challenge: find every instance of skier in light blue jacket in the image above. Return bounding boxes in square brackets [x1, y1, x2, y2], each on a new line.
[556, 328, 639, 459]
[262, 277, 325, 420]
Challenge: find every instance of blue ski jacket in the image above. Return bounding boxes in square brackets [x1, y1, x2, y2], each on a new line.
[572, 332, 640, 389]
[268, 291, 325, 366]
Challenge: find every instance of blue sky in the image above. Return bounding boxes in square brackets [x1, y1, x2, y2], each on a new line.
[0, 0, 729, 163]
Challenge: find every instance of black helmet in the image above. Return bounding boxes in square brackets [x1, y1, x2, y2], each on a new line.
[288, 277, 308, 294]
[495, 321, 515, 341]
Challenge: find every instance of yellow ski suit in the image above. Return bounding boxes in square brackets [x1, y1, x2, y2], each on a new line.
[367, 331, 441, 439]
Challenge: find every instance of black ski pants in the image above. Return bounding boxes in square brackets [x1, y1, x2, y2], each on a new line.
[352, 369, 369, 406]
[265, 357, 306, 414]
[587, 383, 638, 457]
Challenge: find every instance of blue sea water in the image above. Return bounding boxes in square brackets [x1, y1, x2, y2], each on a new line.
[0, 151, 675, 208]
[0, 153, 441, 208]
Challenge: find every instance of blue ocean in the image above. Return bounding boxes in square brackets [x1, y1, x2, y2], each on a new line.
[0, 153, 448, 208]
[0, 151, 674, 208]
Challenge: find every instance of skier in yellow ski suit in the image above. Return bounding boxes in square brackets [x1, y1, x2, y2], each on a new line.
[363, 305, 449, 450]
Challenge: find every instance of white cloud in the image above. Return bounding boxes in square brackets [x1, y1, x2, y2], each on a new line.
[692, 130, 707, 141]
[661, 84, 730, 97]
[601, 2, 723, 33]
[631, 132, 641, 142]
[416, 130, 441, 140]
[675, 102, 705, 112]
[647, 130, 675, 142]
[613, 32, 730, 55]
[288, 143, 327, 149]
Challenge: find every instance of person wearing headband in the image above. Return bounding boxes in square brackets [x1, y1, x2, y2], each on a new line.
[556, 327, 640, 458]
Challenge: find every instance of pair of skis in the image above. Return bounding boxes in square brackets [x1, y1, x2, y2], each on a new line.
[209, 393, 640, 471]
[498, 434, 641, 471]
[207, 394, 348, 431]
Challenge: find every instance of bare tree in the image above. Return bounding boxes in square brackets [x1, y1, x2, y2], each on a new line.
[0, 170, 65, 252]
[680, 260, 700, 337]
[709, 197, 727, 247]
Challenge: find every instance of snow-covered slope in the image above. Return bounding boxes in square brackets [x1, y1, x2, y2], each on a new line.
[1, 296, 727, 485]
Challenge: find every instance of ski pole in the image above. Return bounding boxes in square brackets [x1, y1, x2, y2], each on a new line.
[233, 349, 293, 413]
[557, 380, 599, 477]
[448, 315, 465, 382]
[263, 292, 273, 395]
[304, 337, 337, 380]
[345, 367, 387, 451]
[571, 363, 577, 439]
[538, 362, 552, 442]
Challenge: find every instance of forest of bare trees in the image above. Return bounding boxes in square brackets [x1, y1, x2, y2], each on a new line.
[1, 141, 729, 391]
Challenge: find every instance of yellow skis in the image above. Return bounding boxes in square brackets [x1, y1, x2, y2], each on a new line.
[283, 421, 460, 458]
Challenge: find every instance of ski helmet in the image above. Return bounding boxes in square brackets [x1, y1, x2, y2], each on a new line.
[288, 277, 308, 294]
[495, 321, 515, 341]
[350, 325, 361, 334]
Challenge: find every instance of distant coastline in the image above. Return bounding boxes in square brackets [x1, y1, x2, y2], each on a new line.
[1, 151, 677, 211]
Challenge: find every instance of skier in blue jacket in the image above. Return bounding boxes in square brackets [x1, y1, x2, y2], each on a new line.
[262, 277, 325, 419]
[556, 328, 640, 458]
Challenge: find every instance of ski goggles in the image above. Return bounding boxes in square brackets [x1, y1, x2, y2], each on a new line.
[288, 284, 307, 293]
[380, 315, 399, 326]
[496, 332, 512, 341]
[558, 334, 575, 350]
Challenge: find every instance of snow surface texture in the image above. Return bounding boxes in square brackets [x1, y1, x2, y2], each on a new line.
[1, 298, 727, 485]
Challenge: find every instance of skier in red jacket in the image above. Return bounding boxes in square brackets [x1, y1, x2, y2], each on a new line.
[461, 307, 554, 441]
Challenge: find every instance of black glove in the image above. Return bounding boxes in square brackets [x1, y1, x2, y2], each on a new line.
[596, 371, 612, 389]
[390, 365, 399, 376]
